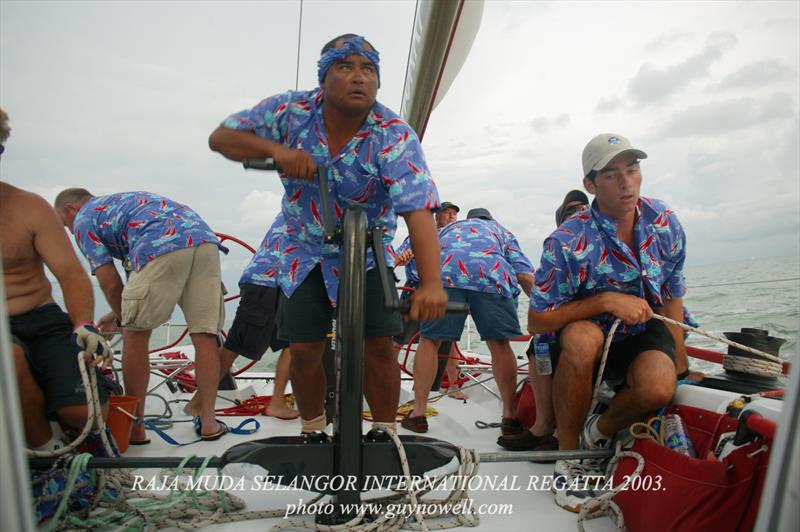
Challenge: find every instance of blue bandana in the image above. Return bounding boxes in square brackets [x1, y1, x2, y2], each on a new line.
[317, 36, 380, 85]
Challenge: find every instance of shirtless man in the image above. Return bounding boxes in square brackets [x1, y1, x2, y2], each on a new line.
[0, 108, 110, 451]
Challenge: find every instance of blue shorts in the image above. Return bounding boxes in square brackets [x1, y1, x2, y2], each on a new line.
[419, 288, 522, 341]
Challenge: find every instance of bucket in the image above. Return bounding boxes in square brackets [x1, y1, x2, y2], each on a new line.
[106, 395, 139, 454]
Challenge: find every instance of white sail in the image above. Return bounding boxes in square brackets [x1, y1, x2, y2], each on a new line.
[401, 0, 484, 140]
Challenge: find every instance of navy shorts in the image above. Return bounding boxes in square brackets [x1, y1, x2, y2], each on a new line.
[549, 318, 676, 382]
[223, 283, 288, 360]
[419, 288, 522, 341]
[10, 303, 112, 420]
[277, 265, 403, 343]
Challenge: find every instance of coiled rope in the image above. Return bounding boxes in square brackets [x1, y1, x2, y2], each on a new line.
[649, 314, 784, 378]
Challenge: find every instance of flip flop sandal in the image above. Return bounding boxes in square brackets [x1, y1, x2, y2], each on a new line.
[193, 417, 229, 441]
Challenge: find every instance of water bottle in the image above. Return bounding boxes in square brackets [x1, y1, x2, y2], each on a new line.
[662, 413, 696, 457]
[533, 341, 552, 376]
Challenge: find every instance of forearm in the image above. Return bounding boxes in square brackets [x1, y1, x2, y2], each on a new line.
[656, 297, 687, 372]
[208, 126, 284, 162]
[517, 273, 533, 298]
[528, 293, 610, 334]
[403, 210, 442, 288]
[95, 265, 125, 319]
[59, 269, 96, 325]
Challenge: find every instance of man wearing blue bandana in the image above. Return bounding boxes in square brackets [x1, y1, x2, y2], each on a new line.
[209, 34, 448, 440]
[529, 133, 689, 513]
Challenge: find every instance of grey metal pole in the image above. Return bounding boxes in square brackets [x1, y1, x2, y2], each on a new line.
[0, 261, 36, 530]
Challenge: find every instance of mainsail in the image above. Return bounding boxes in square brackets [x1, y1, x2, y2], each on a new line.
[401, 0, 484, 141]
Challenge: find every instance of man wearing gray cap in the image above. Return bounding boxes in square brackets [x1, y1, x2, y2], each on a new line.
[529, 133, 689, 512]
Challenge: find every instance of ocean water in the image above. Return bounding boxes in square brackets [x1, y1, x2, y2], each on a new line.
[150, 255, 799, 372]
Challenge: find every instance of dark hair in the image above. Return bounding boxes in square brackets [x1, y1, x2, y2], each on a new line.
[585, 170, 597, 183]
[321, 34, 377, 54]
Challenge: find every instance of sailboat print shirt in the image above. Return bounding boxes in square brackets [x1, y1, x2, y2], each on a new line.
[73, 192, 224, 273]
[222, 88, 439, 305]
[396, 236, 419, 284]
[530, 197, 687, 341]
[239, 213, 285, 288]
[438, 219, 533, 300]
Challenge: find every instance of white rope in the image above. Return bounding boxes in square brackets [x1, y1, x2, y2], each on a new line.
[576, 443, 644, 532]
[650, 314, 784, 377]
[591, 319, 623, 409]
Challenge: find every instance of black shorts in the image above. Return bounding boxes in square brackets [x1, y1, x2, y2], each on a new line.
[10, 303, 112, 420]
[550, 318, 676, 383]
[394, 280, 420, 345]
[223, 283, 288, 360]
[277, 265, 403, 343]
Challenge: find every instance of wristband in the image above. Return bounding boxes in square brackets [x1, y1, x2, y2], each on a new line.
[676, 369, 690, 380]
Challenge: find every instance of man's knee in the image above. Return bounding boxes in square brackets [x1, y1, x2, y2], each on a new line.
[558, 321, 604, 369]
[365, 336, 395, 362]
[486, 339, 510, 351]
[289, 342, 325, 368]
[629, 351, 676, 409]
[57, 404, 89, 428]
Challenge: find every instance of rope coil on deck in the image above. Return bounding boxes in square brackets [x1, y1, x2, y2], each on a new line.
[650, 314, 784, 378]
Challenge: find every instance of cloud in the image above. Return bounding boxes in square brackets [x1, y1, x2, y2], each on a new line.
[529, 113, 570, 133]
[595, 96, 624, 114]
[657, 92, 794, 138]
[239, 189, 282, 229]
[628, 32, 737, 105]
[644, 30, 694, 51]
[709, 60, 797, 91]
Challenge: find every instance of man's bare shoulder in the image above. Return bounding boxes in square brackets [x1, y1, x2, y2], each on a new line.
[0, 182, 56, 216]
[0, 182, 69, 256]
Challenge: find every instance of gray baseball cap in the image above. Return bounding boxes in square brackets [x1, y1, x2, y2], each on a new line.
[466, 207, 493, 221]
[440, 201, 460, 213]
[582, 133, 647, 177]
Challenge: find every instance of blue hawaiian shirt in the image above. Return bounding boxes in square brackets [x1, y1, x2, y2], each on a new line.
[73, 192, 225, 273]
[222, 89, 439, 304]
[438, 219, 533, 299]
[239, 213, 287, 287]
[530, 197, 687, 341]
[396, 236, 419, 284]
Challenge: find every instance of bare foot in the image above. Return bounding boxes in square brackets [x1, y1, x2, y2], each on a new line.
[267, 399, 300, 420]
[446, 387, 468, 400]
[183, 394, 200, 416]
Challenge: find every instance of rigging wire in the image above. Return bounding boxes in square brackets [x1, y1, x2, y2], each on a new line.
[294, 0, 303, 91]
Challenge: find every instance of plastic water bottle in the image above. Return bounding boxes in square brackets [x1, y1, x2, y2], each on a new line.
[533, 341, 552, 376]
[663, 414, 696, 457]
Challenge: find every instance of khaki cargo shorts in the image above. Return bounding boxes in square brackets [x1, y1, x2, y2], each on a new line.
[121, 243, 225, 334]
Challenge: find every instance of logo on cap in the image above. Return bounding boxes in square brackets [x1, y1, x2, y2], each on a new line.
[608, 136, 620, 145]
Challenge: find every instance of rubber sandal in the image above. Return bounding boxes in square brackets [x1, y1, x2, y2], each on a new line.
[128, 439, 151, 445]
[194, 417, 229, 441]
[200, 420, 229, 441]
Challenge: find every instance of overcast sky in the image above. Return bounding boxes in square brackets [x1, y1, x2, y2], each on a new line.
[2, 0, 799, 297]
